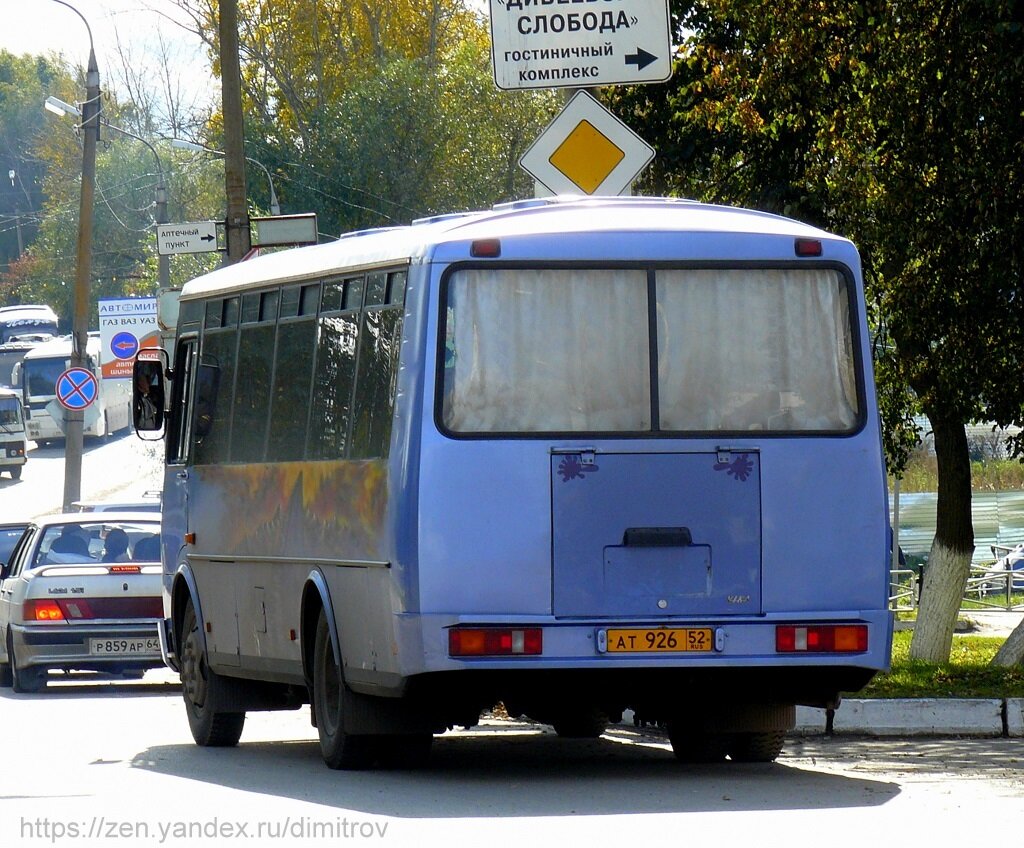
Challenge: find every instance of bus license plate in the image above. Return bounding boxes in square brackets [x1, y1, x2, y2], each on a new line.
[90, 637, 160, 656]
[604, 628, 714, 653]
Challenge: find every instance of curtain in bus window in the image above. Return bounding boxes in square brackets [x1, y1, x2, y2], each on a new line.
[308, 313, 358, 459]
[232, 324, 275, 462]
[444, 269, 650, 432]
[350, 307, 402, 459]
[656, 268, 859, 432]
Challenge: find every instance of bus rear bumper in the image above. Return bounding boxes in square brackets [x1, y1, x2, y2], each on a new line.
[397, 609, 894, 678]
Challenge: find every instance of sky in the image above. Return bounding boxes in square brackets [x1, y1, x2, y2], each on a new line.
[0, 0, 218, 112]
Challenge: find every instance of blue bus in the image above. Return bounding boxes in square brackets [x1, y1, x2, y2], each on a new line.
[134, 196, 892, 769]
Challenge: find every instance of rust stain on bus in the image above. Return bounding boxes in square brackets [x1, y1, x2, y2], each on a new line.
[192, 460, 388, 559]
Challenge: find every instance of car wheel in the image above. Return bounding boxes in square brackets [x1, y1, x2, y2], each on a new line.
[313, 610, 377, 769]
[180, 599, 244, 746]
[9, 466, 21, 480]
[0, 632, 12, 687]
[8, 629, 46, 693]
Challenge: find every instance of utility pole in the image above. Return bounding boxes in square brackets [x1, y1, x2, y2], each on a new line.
[62, 39, 100, 511]
[219, 0, 249, 264]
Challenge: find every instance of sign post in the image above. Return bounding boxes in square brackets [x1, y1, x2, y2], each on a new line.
[489, 0, 672, 90]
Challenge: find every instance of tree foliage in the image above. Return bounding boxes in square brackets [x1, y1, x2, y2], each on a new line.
[1, 49, 223, 329]
[611, 0, 1024, 662]
[175, 0, 558, 232]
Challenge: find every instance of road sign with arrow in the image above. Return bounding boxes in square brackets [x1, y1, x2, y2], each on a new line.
[157, 221, 219, 255]
[489, 0, 673, 90]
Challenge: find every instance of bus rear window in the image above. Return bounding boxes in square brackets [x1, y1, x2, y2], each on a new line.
[441, 266, 860, 435]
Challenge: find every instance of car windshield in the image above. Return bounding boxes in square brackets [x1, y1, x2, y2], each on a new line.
[33, 521, 160, 567]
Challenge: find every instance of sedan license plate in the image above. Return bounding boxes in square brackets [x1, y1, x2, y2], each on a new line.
[90, 637, 160, 656]
[604, 628, 714, 653]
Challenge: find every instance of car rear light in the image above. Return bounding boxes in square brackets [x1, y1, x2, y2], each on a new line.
[776, 624, 868, 653]
[109, 565, 141, 573]
[24, 599, 65, 621]
[449, 627, 542, 657]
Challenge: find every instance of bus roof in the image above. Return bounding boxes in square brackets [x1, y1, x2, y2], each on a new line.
[180, 196, 852, 302]
[0, 304, 58, 323]
[21, 332, 101, 360]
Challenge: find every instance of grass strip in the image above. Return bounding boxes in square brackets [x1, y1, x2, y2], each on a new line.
[859, 630, 1024, 699]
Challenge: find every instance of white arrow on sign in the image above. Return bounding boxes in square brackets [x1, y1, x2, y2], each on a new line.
[489, 0, 673, 90]
[157, 221, 219, 255]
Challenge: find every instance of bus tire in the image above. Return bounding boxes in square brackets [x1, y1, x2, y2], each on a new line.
[9, 466, 21, 479]
[312, 610, 376, 770]
[180, 599, 245, 747]
[667, 725, 729, 763]
[727, 731, 786, 763]
[551, 708, 609, 738]
[8, 629, 46, 693]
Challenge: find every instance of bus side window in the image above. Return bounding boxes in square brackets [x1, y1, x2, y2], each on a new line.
[194, 361, 220, 442]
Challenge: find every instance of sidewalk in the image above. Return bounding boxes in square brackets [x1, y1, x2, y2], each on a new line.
[796, 610, 1024, 737]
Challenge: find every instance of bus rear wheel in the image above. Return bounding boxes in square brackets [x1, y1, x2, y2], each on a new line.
[312, 611, 377, 770]
[727, 731, 787, 763]
[180, 599, 245, 746]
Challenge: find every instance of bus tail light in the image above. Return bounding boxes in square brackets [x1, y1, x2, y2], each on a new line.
[776, 624, 867, 653]
[24, 599, 65, 622]
[794, 238, 823, 257]
[449, 627, 542, 657]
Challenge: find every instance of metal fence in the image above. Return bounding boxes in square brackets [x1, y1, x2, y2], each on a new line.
[889, 548, 1024, 612]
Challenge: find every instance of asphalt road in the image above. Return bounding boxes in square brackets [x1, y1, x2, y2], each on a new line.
[0, 432, 162, 520]
[2, 671, 1022, 848]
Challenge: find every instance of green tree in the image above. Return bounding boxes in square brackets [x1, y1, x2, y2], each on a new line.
[612, 0, 1024, 662]
[0, 51, 72, 282]
[175, 0, 557, 231]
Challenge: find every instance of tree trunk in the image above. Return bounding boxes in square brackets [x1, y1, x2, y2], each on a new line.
[991, 622, 1024, 666]
[908, 412, 974, 663]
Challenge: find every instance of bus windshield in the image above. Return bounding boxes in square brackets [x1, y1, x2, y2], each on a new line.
[441, 266, 860, 434]
[0, 396, 22, 429]
[24, 356, 70, 398]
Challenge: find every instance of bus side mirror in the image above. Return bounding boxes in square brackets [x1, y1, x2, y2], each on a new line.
[133, 354, 166, 433]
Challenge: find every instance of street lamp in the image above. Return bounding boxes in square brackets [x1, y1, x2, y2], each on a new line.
[47, 0, 99, 511]
[44, 98, 170, 293]
[170, 138, 281, 216]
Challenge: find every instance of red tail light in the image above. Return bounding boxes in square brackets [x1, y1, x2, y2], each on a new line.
[449, 627, 542, 657]
[776, 624, 868, 653]
[24, 599, 65, 621]
[109, 565, 141, 573]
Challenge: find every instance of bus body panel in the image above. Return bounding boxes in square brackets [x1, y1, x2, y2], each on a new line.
[156, 197, 892, 740]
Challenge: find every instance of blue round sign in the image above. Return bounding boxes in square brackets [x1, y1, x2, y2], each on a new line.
[56, 367, 98, 411]
[110, 331, 139, 361]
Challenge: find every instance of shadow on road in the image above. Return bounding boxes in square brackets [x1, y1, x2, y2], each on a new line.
[129, 721, 901, 818]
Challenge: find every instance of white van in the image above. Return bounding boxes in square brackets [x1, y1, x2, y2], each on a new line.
[0, 387, 27, 479]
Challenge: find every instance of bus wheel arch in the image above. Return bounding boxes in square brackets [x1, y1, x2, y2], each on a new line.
[300, 570, 341, 699]
[180, 596, 245, 746]
[170, 563, 203, 665]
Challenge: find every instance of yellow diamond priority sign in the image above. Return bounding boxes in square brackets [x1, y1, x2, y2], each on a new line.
[520, 92, 655, 196]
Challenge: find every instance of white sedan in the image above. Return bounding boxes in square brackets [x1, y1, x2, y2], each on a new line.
[0, 512, 163, 692]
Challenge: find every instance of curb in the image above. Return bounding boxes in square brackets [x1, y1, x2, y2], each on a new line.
[795, 697, 1024, 737]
